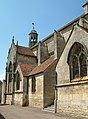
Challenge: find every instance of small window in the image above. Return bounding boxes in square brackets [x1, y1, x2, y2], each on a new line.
[31, 77, 36, 93]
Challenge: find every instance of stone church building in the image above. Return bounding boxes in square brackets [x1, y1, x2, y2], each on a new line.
[2, 2, 88, 118]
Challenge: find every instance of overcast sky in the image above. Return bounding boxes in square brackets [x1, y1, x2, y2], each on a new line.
[0, 0, 86, 81]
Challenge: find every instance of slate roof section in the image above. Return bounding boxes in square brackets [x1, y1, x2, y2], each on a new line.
[19, 63, 37, 76]
[16, 45, 36, 57]
[29, 56, 57, 76]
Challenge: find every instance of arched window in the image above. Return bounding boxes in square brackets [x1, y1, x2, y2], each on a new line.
[16, 72, 21, 90]
[68, 42, 87, 81]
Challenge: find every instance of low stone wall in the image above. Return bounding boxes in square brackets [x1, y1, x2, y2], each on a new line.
[29, 74, 44, 109]
[14, 93, 23, 106]
[56, 81, 88, 118]
[6, 95, 12, 104]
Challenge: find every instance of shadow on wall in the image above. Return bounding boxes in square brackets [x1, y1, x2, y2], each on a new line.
[0, 113, 5, 119]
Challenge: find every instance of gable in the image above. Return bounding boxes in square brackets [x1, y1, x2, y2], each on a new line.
[56, 24, 88, 82]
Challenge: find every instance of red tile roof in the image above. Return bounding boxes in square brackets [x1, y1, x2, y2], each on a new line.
[29, 56, 57, 76]
[16, 45, 36, 57]
[19, 63, 37, 76]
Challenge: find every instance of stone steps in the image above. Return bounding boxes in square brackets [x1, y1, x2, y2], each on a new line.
[43, 105, 55, 113]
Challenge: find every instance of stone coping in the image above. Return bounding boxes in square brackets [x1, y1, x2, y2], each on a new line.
[56, 80, 88, 88]
[5, 91, 23, 95]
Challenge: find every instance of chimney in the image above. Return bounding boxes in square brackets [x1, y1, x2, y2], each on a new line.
[82, 2, 88, 14]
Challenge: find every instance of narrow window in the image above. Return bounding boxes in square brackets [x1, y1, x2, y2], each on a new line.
[16, 72, 20, 90]
[31, 77, 36, 93]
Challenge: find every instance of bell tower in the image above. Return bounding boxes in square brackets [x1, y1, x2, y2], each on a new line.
[29, 23, 38, 47]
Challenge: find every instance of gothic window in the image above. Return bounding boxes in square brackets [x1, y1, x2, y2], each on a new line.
[31, 77, 36, 93]
[16, 72, 20, 90]
[68, 42, 87, 81]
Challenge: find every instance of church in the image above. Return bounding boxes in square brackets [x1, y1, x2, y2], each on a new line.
[2, 2, 88, 118]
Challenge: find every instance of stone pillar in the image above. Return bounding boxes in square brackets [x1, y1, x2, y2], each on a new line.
[54, 30, 65, 60]
[54, 30, 58, 60]
[38, 41, 42, 65]
[11, 63, 15, 105]
[1, 80, 6, 104]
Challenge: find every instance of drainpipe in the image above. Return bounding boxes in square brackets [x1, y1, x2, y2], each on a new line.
[54, 86, 57, 113]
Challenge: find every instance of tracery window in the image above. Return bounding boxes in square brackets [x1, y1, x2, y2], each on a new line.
[68, 42, 87, 81]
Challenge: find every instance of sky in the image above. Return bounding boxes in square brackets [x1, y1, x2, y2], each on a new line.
[0, 0, 86, 81]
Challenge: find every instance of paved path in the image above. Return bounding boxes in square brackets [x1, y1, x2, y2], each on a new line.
[0, 105, 82, 119]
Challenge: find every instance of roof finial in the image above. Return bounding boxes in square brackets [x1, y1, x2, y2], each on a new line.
[12, 36, 14, 43]
[32, 23, 35, 29]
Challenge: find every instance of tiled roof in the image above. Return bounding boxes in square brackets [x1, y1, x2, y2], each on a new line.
[29, 56, 57, 76]
[19, 63, 37, 76]
[16, 45, 36, 57]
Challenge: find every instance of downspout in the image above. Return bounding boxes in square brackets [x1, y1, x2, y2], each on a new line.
[54, 71, 58, 113]
[54, 86, 57, 113]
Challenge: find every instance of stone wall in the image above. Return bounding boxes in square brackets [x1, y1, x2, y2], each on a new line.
[29, 74, 44, 108]
[56, 23, 88, 118]
[44, 62, 57, 107]
[6, 95, 12, 104]
[1, 80, 6, 104]
[38, 42, 49, 65]
[57, 81, 88, 118]
[14, 93, 23, 105]
[23, 77, 29, 106]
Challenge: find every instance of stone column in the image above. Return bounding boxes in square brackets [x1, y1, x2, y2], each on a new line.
[38, 41, 42, 65]
[54, 30, 65, 60]
[11, 62, 15, 105]
[54, 30, 58, 60]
